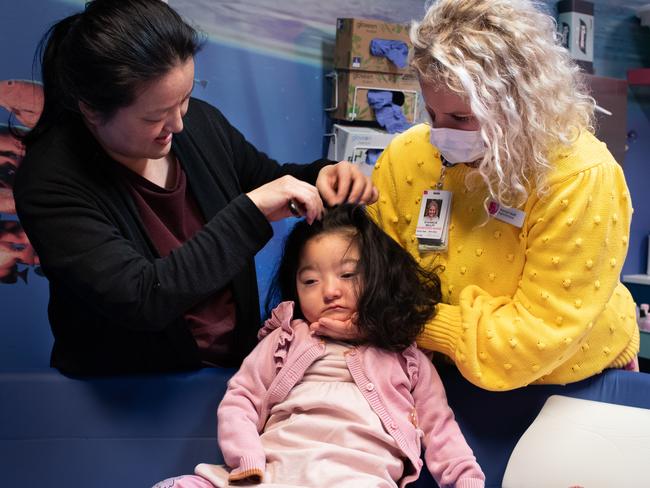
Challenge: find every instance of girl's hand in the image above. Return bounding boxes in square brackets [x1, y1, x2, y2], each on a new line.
[247, 175, 323, 224]
[309, 313, 364, 341]
[316, 162, 378, 206]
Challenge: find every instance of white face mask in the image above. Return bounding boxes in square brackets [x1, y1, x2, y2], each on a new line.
[429, 127, 486, 165]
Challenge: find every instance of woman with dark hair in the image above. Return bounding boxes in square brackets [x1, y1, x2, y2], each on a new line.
[156, 204, 484, 488]
[12, 0, 376, 375]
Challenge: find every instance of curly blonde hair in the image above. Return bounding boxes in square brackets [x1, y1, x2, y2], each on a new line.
[411, 0, 595, 208]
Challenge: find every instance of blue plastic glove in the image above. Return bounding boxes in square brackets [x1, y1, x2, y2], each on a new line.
[369, 39, 409, 69]
[367, 90, 411, 134]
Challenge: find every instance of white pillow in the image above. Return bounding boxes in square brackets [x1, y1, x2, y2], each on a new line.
[502, 395, 650, 488]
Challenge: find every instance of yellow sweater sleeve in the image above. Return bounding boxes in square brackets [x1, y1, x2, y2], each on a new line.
[371, 131, 636, 391]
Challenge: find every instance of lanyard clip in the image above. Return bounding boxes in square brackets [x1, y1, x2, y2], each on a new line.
[436, 165, 447, 191]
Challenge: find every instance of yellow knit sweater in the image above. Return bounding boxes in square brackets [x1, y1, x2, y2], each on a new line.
[369, 124, 639, 391]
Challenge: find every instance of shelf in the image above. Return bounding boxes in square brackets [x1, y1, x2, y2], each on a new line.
[623, 274, 650, 285]
[627, 68, 650, 85]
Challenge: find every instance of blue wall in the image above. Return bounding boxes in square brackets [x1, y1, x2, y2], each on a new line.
[1, 0, 649, 371]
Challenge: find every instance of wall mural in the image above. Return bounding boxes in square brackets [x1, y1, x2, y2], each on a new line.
[61, 0, 428, 66]
[0, 80, 43, 285]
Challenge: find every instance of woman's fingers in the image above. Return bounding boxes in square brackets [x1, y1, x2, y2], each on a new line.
[246, 175, 323, 223]
[346, 168, 370, 203]
[362, 180, 379, 205]
[293, 181, 323, 224]
[317, 162, 377, 206]
[316, 163, 347, 205]
[348, 165, 378, 204]
[248, 163, 378, 226]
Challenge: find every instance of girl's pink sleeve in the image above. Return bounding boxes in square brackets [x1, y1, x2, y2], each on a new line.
[216, 328, 282, 480]
[412, 351, 486, 488]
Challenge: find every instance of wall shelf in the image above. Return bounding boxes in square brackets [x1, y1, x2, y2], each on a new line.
[623, 274, 650, 285]
[627, 68, 650, 85]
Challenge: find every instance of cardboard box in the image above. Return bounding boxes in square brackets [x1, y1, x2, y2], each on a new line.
[326, 124, 398, 175]
[334, 18, 412, 74]
[329, 70, 420, 122]
[557, 0, 594, 73]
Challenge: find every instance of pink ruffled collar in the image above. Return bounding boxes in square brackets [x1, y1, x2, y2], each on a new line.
[257, 301, 296, 341]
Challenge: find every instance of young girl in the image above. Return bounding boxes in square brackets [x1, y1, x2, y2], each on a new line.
[157, 205, 484, 488]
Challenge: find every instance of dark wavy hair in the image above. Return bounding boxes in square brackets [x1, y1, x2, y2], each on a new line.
[21, 0, 202, 146]
[266, 204, 442, 352]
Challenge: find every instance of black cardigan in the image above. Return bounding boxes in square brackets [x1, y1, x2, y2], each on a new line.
[14, 98, 329, 375]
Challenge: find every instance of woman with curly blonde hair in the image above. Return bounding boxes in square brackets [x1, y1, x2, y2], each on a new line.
[322, 0, 640, 391]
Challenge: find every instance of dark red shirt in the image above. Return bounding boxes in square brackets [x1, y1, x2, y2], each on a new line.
[122, 158, 236, 366]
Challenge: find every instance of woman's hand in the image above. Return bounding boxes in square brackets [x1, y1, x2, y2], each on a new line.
[309, 313, 365, 342]
[247, 175, 323, 224]
[316, 161, 378, 206]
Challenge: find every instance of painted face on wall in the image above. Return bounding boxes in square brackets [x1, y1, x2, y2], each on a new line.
[296, 231, 360, 324]
[0, 130, 24, 190]
[0, 129, 25, 214]
[0, 220, 39, 284]
[0, 79, 44, 129]
[82, 57, 195, 170]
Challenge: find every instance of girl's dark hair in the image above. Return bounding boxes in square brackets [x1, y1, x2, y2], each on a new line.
[266, 204, 442, 352]
[22, 0, 202, 146]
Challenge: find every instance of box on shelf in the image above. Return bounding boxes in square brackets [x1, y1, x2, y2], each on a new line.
[329, 70, 420, 122]
[557, 0, 594, 73]
[326, 124, 398, 176]
[334, 18, 412, 74]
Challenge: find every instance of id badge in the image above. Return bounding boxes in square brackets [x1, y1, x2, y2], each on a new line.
[416, 190, 452, 252]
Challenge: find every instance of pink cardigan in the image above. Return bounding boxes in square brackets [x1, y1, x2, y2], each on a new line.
[217, 302, 485, 488]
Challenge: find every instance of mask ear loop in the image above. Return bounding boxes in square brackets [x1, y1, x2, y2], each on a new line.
[440, 155, 454, 167]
